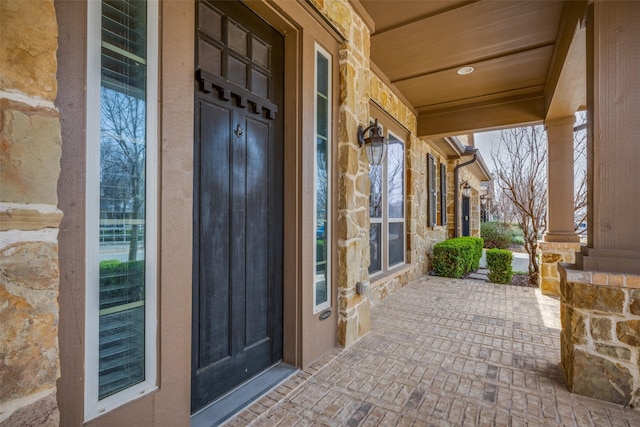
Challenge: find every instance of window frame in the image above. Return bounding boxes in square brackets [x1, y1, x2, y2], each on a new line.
[368, 122, 406, 278]
[440, 162, 447, 225]
[84, 0, 158, 420]
[427, 153, 437, 227]
[385, 130, 406, 269]
[313, 43, 332, 313]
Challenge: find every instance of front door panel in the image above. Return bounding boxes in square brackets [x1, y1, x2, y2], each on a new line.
[192, 0, 283, 413]
[462, 196, 471, 237]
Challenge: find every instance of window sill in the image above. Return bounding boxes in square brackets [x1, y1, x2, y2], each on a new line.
[370, 264, 413, 288]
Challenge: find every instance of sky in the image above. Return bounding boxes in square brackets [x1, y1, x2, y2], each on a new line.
[473, 130, 501, 172]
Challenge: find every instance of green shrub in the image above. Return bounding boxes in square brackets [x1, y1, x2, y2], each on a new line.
[461, 236, 484, 271]
[481, 222, 512, 249]
[486, 249, 513, 284]
[433, 237, 483, 278]
[510, 225, 525, 245]
[511, 235, 525, 245]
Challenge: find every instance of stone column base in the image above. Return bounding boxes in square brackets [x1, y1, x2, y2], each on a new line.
[559, 263, 640, 409]
[538, 241, 581, 297]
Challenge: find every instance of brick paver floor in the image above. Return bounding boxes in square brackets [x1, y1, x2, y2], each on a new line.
[225, 276, 640, 426]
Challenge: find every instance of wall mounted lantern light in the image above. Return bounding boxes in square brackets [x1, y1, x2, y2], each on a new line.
[461, 181, 471, 198]
[358, 118, 388, 166]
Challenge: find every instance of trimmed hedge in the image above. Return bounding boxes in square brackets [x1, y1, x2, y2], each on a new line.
[486, 248, 513, 284]
[460, 236, 484, 271]
[433, 237, 484, 278]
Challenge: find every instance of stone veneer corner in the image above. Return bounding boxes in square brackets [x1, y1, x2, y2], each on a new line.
[559, 263, 640, 409]
[0, 0, 62, 424]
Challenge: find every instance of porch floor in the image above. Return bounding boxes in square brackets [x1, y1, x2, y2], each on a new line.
[224, 276, 640, 426]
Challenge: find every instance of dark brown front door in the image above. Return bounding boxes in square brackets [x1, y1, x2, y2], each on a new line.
[192, 0, 284, 413]
[462, 196, 470, 237]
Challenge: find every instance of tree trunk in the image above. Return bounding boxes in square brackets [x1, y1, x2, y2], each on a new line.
[128, 223, 139, 262]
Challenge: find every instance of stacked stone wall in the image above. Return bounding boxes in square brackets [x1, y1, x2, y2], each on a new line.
[560, 264, 640, 409]
[0, 0, 62, 424]
[539, 241, 581, 296]
[309, 0, 373, 347]
[445, 166, 481, 238]
[311, 0, 452, 346]
[461, 169, 481, 238]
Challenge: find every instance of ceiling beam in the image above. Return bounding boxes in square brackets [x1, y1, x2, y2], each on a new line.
[417, 96, 545, 138]
[391, 42, 554, 85]
[544, 1, 588, 119]
[372, 1, 479, 35]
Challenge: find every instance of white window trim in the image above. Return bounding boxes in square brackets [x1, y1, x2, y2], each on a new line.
[385, 130, 406, 270]
[313, 43, 332, 313]
[369, 126, 406, 277]
[84, 0, 158, 421]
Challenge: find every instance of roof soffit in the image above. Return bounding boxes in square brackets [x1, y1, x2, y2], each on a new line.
[359, 0, 586, 137]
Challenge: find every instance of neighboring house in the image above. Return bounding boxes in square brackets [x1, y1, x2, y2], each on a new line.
[479, 181, 496, 223]
[1, 0, 639, 425]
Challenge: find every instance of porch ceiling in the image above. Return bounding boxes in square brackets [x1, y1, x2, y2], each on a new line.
[358, 0, 588, 138]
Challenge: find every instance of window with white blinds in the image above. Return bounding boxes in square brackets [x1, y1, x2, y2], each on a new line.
[85, 0, 157, 420]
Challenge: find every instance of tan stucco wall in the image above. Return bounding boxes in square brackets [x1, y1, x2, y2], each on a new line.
[56, 1, 196, 425]
[0, 0, 62, 425]
[56, 0, 341, 424]
[24, 0, 468, 423]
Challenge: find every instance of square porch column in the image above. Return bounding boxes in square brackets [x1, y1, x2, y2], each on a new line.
[540, 116, 581, 296]
[561, 0, 640, 410]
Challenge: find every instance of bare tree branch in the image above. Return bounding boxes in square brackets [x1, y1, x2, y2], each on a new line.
[491, 126, 547, 283]
[100, 87, 147, 262]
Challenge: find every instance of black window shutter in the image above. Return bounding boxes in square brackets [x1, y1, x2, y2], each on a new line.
[427, 154, 436, 227]
[440, 163, 447, 225]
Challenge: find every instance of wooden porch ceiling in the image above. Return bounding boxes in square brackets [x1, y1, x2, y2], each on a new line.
[357, 0, 588, 138]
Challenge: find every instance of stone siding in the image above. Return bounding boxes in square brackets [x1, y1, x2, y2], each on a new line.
[461, 169, 482, 238]
[0, 0, 61, 425]
[539, 241, 581, 296]
[311, 0, 453, 346]
[447, 167, 481, 238]
[559, 264, 640, 409]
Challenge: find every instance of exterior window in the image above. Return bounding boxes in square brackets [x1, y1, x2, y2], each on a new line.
[314, 45, 331, 312]
[85, 0, 157, 419]
[427, 154, 436, 227]
[369, 129, 405, 275]
[440, 162, 447, 225]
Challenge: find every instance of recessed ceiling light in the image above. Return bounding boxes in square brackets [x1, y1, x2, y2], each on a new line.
[457, 66, 474, 75]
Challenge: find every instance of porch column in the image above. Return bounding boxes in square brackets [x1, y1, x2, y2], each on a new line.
[561, 0, 640, 410]
[577, 0, 640, 273]
[539, 116, 581, 296]
[545, 116, 580, 243]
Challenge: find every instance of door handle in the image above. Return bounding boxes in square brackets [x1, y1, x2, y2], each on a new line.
[234, 124, 244, 138]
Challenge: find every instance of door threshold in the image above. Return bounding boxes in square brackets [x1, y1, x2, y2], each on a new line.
[191, 362, 297, 427]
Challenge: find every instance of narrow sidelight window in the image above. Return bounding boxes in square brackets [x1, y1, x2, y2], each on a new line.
[440, 162, 447, 225]
[427, 153, 436, 227]
[85, 0, 157, 419]
[314, 44, 331, 312]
